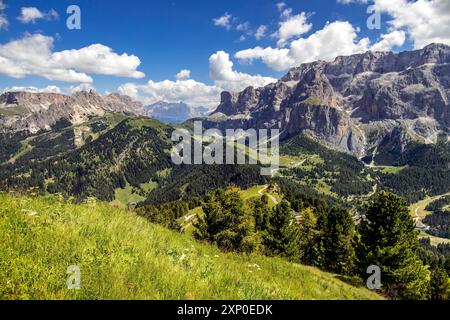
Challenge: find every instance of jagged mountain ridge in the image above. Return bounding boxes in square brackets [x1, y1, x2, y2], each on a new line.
[0, 90, 146, 133]
[206, 43, 450, 158]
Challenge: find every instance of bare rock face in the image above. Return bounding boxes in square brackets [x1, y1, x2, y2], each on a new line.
[206, 43, 450, 158]
[0, 92, 67, 113]
[0, 90, 145, 133]
[103, 93, 146, 116]
[215, 88, 261, 115]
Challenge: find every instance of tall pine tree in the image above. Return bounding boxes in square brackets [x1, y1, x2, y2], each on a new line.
[318, 207, 356, 275]
[263, 201, 301, 261]
[430, 267, 449, 300]
[359, 192, 430, 299]
[194, 188, 258, 253]
[297, 207, 320, 267]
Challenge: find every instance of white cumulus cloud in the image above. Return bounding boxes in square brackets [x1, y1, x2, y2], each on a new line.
[119, 51, 276, 108]
[0, 34, 145, 83]
[236, 16, 409, 72]
[118, 80, 222, 108]
[373, 0, 450, 49]
[236, 21, 371, 71]
[275, 12, 312, 47]
[209, 51, 276, 92]
[233, 0, 445, 72]
[52, 44, 145, 79]
[337, 0, 450, 48]
[176, 69, 191, 80]
[255, 25, 267, 40]
[276, 2, 287, 11]
[17, 7, 58, 24]
[68, 83, 96, 93]
[236, 22, 250, 32]
[370, 30, 406, 52]
[213, 12, 233, 30]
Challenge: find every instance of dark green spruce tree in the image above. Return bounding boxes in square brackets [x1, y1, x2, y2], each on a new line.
[193, 188, 258, 253]
[429, 267, 449, 300]
[263, 200, 301, 261]
[297, 207, 320, 267]
[359, 192, 430, 300]
[252, 195, 272, 232]
[318, 207, 356, 275]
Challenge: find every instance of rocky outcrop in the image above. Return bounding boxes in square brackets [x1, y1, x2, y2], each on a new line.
[0, 90, 145, 133]
[0, 92, 67, 113]
[103, 93, 146, 116]
[206, 43, 450, 158]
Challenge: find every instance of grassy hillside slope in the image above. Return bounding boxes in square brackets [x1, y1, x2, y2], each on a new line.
[0, 193, 382, 300]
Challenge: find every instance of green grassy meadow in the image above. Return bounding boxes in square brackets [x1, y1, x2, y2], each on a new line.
[0, 193, 382, 300]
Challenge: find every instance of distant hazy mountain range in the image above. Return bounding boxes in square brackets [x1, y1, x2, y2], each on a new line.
[145, 101, 211, 124]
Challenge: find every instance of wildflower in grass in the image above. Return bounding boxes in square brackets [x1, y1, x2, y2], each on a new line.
[247, 263, 262, 271]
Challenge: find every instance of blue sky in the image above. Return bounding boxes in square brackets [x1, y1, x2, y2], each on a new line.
[0, 0, 448, 107]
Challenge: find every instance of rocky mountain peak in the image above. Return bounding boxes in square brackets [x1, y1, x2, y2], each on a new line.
[0, 92, 67, 113]
[0, 90, 145, 133]
[281, 61, 327, 82]
[103, 93, 145, 116]
[206, 44, 450, 158]
[418, 42, 450, 62]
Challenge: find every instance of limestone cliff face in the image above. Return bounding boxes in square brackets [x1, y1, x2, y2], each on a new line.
[0, 92, 67, 113]
[206, 43, 450, 158]
[0, 91, 145, 133]
[103, 93, 146, 116]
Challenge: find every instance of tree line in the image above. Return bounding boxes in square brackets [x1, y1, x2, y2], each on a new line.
[138, 186, 449, 300]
